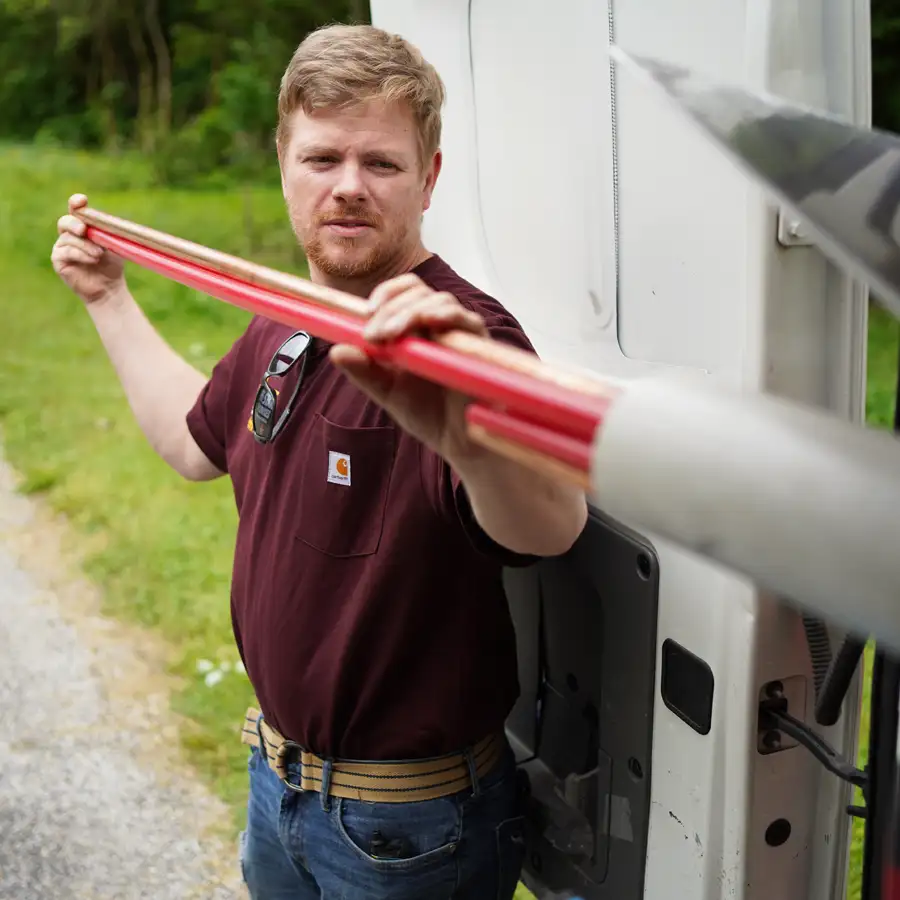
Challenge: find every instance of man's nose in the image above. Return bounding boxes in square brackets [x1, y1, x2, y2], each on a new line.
[332, 162, 366, 202]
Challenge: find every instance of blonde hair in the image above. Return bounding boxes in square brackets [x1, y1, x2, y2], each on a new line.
[277, 24, 446, 166]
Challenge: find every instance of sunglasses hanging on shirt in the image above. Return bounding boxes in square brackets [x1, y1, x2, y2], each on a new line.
[251, 330, 313, 444]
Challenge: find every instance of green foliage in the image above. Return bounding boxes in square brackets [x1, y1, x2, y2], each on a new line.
[0, 144, 304, 829]
[0, 0, 371, 185]
[152, 107, 234, 187]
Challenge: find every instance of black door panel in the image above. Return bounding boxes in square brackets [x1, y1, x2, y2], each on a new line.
[504, 506, 660, 899]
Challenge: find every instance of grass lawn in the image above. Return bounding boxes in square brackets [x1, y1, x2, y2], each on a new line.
[846, 300, 898, 900]
[0, 143, 895, 893]
[0, 144, 298, 830]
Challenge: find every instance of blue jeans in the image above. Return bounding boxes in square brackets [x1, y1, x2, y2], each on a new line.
[239, 736, 528, 899]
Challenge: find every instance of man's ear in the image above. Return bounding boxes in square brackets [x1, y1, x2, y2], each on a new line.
[276, 141, 287, 198]
[422, 149, 442, 212]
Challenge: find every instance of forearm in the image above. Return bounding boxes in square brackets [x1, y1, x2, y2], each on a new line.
[87, 286, 220, 480]
[452, 451, 588, 557]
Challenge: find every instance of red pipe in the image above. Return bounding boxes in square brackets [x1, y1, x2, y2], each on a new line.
[88, 227, 607, 444]
[465, 404, 592, 473]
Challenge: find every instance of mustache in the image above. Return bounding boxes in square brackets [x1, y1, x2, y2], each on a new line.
[313, 206, 379, 227]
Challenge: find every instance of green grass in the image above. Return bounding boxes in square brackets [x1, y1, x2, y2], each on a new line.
[846, 302, 898, 900]
[0, 143, 896, 891]
[847, 643, 874, 900]
[0, 143, 304, 829]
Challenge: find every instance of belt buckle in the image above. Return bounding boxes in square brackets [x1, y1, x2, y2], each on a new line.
[274, 739, 305, 792]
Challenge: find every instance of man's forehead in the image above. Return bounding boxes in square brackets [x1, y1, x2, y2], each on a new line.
[289, 101, 417, 156]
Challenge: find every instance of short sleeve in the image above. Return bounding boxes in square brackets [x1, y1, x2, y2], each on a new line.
[185, 333, 247, 474]
[420, 314, 541, 568]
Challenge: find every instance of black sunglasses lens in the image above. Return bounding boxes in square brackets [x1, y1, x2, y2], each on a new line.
[270, 332, 312, 375]
[254, 332, 311, 444]
[253, 386, 277, 439]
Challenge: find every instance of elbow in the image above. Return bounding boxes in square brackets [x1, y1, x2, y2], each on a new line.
[542, 489, 589, 557]
[462, 466, 590, 558]
[180, 462, 211, 482]
[156, 428, 224, 482]
[180, 450, 225, 483]
[511, 487, 590, 558]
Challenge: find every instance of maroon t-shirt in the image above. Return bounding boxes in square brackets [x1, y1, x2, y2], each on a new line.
[186, 254, 538, 760]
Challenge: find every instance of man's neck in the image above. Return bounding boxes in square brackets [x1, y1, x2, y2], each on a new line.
[310, 244, 434, 298]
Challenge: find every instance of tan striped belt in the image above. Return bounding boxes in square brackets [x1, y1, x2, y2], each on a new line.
[240, 707, 504, 803]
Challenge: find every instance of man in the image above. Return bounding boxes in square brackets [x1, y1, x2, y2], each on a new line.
[51, 22, 588, 900]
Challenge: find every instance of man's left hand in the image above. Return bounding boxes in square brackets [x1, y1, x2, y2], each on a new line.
[329, 272, 488, 464]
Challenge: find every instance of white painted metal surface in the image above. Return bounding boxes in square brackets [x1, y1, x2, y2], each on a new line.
[370, 1, 871, 898]
[590, 375, 900, 654]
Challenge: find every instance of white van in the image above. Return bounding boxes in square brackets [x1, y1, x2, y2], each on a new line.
[369, 2, 887, 898]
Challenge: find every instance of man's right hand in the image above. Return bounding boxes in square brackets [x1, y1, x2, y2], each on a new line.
[51, 194, 126, 305]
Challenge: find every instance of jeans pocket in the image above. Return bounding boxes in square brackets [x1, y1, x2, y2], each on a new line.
[333, 796, 461, 873]
[495, 815, 527, 900]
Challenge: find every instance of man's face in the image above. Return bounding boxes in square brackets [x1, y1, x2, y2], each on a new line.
[279, 98, 440, 286]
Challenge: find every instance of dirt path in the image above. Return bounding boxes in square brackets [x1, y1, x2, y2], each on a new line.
[0, 453, 248, 899]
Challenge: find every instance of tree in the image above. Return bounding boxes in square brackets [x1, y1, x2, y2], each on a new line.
[0, 0, 363, 166]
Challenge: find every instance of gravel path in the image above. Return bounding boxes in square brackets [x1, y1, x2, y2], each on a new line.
[0, 455, 248, 900]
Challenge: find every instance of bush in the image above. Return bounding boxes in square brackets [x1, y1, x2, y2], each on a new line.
[152, 108, 235, 187]
[33, 108, 107, 151]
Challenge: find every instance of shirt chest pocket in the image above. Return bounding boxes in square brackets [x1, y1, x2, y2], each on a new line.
[295, 414, 398, 558]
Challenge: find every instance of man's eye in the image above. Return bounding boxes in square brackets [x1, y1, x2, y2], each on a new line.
[371, 160, 397, 170]
[308, 156, 337, 165]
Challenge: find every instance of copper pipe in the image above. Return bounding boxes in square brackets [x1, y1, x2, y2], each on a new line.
[466, 424, 593, 491]
[75, 205, 618, 403]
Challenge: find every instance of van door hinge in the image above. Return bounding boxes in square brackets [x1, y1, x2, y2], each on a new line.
[758, 679, 868, 818]
[776, 210, 814, 247]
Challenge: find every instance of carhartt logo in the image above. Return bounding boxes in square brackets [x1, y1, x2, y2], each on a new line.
[327, 451, 351, 486]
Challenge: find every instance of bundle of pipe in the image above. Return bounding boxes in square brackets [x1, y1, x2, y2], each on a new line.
[75, 206, 900, 655]
[76, 206, 612, 490]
